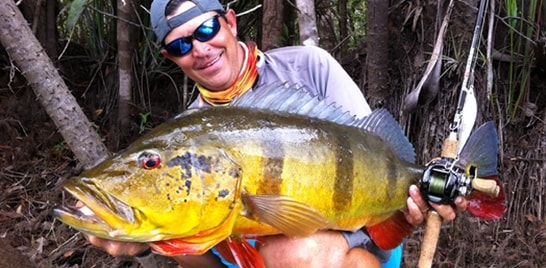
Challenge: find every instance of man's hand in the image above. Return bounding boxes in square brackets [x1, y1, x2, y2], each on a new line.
[259, 231, 382, 268]
[405, 184, 468, 226]
[86, 235, 150, 257]
[86, 235, 227, 267]
[75, 199, 150, 257]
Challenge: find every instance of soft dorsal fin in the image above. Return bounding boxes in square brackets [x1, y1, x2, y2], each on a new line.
[233, 83, 416, 163]
[355, 109, 416, 163]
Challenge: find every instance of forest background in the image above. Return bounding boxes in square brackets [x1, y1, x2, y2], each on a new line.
[0, 0, 545, 267]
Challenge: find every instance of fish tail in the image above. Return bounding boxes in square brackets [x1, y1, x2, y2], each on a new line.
[458, 121, 499, 177]
[215, 236, 265, 268]
[366, 211, 414, 250]
[458, 122, 507, 220]
[467, 175, 507, 220]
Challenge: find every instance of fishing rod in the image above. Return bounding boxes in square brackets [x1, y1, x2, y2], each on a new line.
[417, 0, 500, 267]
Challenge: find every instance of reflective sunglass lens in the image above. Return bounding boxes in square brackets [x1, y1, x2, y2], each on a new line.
[194, 18, 220, 41]
[166, 38, 192, 56]
[164, 15, 221, 57]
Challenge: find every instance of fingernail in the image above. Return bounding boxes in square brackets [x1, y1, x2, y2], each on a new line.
[454, 197, 462, 204]
[409, 185, 418, 195]
[407, 196, 415, 206]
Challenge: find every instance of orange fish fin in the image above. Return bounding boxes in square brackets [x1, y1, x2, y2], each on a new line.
[467, 175, 507, 220]
[150, 236, 219, 256]
[215, 236, 265, 268]
[242, 194, 330, 236]
[366, 211, 413, 250]
[150, 238, 197, 256]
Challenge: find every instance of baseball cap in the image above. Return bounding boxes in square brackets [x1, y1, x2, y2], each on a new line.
[151, 0, 225, 43]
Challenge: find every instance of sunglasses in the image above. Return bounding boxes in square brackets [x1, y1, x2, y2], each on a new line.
[164, 15, 222, 57]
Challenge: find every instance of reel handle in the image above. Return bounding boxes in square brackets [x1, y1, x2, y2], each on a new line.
[472, 178, 500, 197]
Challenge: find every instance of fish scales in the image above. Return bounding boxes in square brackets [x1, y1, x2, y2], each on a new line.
[187, 107, 422, 232]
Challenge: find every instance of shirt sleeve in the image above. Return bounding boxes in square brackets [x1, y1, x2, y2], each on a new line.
[305, 46, 372, 118]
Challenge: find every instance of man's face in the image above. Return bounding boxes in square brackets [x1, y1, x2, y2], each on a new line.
[162, 8, 242, 92]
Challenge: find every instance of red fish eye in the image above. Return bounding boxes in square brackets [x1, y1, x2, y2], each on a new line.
[139, 153, 161, 169]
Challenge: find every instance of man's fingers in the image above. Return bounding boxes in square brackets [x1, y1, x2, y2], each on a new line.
[429, 202, 456, 223]
[405, 196, 426, 226]
[86, 235, 149, 256]
[406, 184, 468, 225]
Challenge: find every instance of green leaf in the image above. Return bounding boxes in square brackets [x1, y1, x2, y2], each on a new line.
[66, 0, 90, 31]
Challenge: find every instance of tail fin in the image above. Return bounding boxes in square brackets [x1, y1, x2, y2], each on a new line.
[467, 175, 507, 220]
[458, 121, 498, 177]
[458, 122, 506, 220]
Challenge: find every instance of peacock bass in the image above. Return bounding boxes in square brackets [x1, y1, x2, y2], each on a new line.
[54, 83, 506, 268]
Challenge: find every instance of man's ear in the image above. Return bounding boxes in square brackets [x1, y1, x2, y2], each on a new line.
[160, 48, 172, 60]
[224, 9, 238, 36]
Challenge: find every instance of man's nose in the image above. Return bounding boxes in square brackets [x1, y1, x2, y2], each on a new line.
[191, 40, 211, 57]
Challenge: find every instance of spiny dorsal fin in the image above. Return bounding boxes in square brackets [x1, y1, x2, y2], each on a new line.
[234, 83, 415, 163]
[232, 83, 358, 125]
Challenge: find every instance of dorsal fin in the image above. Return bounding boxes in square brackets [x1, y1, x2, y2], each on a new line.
[356, 109, 416, 163]
[234, 83, 415, 163]
[232, 83, 358, 125]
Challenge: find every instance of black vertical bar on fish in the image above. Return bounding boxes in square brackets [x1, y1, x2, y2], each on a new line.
[257, 131, 284, 195]
[332, 131, 354, 212]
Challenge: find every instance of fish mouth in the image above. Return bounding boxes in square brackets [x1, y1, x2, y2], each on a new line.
[54, 178, 138, 241]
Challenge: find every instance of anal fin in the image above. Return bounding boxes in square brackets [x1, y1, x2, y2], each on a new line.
[366, 211, 414, 250]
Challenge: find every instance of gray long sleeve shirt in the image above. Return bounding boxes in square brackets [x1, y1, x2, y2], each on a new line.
[189, 44, 371, 118]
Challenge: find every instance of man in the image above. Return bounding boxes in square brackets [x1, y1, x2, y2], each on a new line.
[87, 0, 468, 267]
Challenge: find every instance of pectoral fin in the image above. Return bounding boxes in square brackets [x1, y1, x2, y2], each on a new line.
[150, 237, 219, 256]
[242, 194, 331, 237]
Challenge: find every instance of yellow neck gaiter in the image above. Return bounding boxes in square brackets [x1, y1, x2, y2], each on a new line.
[197, 42, 259, 106]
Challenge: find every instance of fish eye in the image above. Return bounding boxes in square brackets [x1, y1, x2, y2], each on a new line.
[139, 152, 161, 169]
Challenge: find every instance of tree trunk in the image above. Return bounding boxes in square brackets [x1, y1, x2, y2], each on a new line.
[261, 0, 285, 50]
[0, 0, 109, 168]
[295, 0, 318, 46]
[18, 0, 58, 59]
[365, 0, 390, 107]
[337, 0, 348, 56]
[0, 1, 109, 266]
[116, 0, 138, 144]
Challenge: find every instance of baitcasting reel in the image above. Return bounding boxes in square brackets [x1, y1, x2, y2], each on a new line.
[419, 158, 499, 204]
